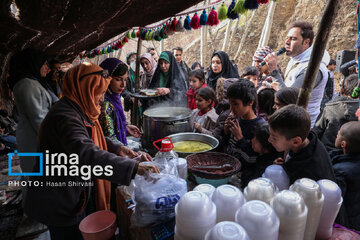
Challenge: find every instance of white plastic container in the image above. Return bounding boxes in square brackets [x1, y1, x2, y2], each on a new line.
[271, 190, 308, 240]
[204, 221, 250, 240]
[316, 179, 343, 240]
[262, 164, 290, 191]
[193, 184, 215, 199]
[175, 191, 216, 240]
[235, 200, 279, 240]
[172, 158, 187, 180]
[212, 185, 246, 222]
[244, 177, 278, 204]
[290, 178, 324, 240]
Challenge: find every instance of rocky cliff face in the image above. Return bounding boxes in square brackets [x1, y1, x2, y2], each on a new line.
[159, 0, 357, 86]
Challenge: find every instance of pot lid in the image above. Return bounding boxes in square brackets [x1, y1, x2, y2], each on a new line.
[143, 107, 192, 119]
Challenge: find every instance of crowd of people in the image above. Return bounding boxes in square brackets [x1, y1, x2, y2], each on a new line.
[1, 19, 360, 238]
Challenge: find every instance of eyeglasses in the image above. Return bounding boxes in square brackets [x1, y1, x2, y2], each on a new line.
[79, 70, 109, 81]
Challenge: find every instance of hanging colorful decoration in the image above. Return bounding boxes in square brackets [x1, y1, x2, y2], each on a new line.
[234, 0, 247, 14]
[184, 15, 192, 30]
[218, 3, 228, 21]
[200, 10, 208, 25]
[190, 12, 201, 29]
[244, 0, 259, 9]
[227, 0, 239, 19]
[207, 7, 220, 26]
[79, 0, 274, 59]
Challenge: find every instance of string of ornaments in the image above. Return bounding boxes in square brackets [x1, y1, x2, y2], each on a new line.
[79, 0, 277, 59]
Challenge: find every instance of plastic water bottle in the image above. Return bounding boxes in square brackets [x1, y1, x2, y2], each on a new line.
[153, 137, 179, 175]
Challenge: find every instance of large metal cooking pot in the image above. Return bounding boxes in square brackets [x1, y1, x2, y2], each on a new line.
[142, 106, 192, 155]
[167, 132, 219, 157]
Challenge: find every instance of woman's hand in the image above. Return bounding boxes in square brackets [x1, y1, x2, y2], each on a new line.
[127, 125, 142, 138]
[137, 163, 160, 175]
[193, 122, 202, 132]
[229, 118, 243, 141]
[118, 146, 138, 158]
[156, 88, 170, 96]
[137, 151, 152, 162]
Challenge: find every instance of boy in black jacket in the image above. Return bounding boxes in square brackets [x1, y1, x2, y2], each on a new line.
[268, 104, 335, 184]
[332, 121, 360, 230]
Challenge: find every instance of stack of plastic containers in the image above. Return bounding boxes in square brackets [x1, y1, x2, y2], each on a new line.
[290, 178, 324, 240]
[271, 190, 308, 240]
[262, 165, 290, 191]
[204, 221, 250, 240]
[316, 179, 343, 239]
[175, 191, 216, 240]
[193, 184, 215, 199]
[211, 185, 246, 222]
[235, 200, 279, 240]
[244, 177, 278, 204]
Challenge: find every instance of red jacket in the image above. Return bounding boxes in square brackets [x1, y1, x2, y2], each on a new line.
[186, 83, 207, 110]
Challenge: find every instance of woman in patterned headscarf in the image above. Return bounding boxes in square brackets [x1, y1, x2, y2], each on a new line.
[23, 62, 158, 239]
[99, 58, 143, 148]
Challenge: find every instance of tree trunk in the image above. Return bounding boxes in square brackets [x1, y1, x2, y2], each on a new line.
[222, 20, 232, 52]
[227, 18, 240, 53]
[257, 1, 277, 48]
[234, 10, 257, 60]
[297, 0, 341, 108]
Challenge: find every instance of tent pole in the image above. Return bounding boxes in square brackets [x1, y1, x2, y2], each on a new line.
[131, 32, 142, 126]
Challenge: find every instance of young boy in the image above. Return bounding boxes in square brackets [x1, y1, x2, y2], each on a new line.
[221, 80, 265, 168]
[240, 66, 259, 88]
[332, 121, 360, 230]
[268, 104, 335, 184]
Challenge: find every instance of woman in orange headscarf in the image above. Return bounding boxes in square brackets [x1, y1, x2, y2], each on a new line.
[24, 62, 158, 240]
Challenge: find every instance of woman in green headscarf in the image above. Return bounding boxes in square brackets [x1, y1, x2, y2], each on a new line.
[148, 51, 188, 106]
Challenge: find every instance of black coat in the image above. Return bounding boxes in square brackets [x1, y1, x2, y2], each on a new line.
[149, 51, 188, 106]
[283, 131, 336, 184]
[241, 151, 283, 188]
[332, 151, 360, 230]
[24, 97, 138, 227]
[313, 96, 358, 152]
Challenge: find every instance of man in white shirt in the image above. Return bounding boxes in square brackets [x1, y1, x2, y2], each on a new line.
[265, 20, 330, 127]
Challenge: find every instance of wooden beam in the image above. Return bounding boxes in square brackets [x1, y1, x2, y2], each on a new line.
[297, 0, 341, 108]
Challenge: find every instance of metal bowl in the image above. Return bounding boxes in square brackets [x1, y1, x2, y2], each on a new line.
[167, 132, 219, 157]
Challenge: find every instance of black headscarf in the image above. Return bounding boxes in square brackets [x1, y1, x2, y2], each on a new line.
[207, 51, 239, 90]
[8, 48, 48, 90]
[149, 51, 188, 105]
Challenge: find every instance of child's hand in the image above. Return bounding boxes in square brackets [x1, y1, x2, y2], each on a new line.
[273, 157, 284, 165]
[229, 118, 243, 141]
[194, 122, 202, 132]
[224, 114, 236, 135]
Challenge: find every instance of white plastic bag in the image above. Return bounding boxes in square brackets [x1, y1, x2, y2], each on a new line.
[131, 171, 187, 227]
